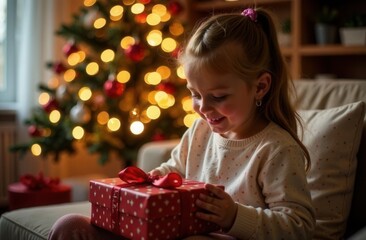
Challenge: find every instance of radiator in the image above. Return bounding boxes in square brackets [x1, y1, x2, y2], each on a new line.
[0, 110, 17, 205]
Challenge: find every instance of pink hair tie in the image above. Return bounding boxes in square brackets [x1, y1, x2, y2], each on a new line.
[241, 8, 257, 22]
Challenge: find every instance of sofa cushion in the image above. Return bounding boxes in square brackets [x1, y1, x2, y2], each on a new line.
[298, 101, 365, 239]
[0, 202, 90, 240]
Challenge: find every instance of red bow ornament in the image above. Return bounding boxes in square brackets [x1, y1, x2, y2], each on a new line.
[20, 172, 60, 190]
[118, 166, 182, 188]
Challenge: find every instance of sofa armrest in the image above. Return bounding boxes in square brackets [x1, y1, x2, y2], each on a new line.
[0, 202, 90, 240]
[136, 139, 179, 172]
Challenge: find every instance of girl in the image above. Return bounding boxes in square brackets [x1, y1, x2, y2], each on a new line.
[48, 7, 315, 240]
[150, 7, 315, 239]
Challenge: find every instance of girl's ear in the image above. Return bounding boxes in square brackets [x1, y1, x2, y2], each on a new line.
[255, 72, 271, 99]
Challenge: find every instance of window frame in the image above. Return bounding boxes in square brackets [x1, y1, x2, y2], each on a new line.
[0, 0, 17, 104]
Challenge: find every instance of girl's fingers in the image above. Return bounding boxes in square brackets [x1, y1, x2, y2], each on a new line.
[205, 184, 226, 199]
[196, 198, 222, 214]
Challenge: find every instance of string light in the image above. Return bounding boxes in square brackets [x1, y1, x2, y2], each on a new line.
[84, 0, 96, 7]
[177, 65, 185, 79]
[78, 87, 92, 101]
[120, 36, 135, 49]
[161, 12, 171, 22]
[107, 117, 121, 131]
[86, 62, 99, 75]
[110, 5, 124, 21]
[182, 96, 193, 112]
[122, 0, 135, 5]
[146, 13, 160, 26]
[94, 18, 106, 29]
[144, 72, 162, 85]
[146, 105, 161, 119]
[49, 110, 61, 123]
[148, 91, 157, 104]
[146, 30, 162, 46]
[39, 92, 50, 105]
[72, 126, 85, 140]
[130, 120, 144, 135]
[48, 76, 60, 89]
[67, 52, 81, 66]
[131, 3, 144, 14]
[64, 69, 76, 82]
[117, 70, 131, 83]
[101, 49, 115, 62]
[161, 37, 176, 52]
[156, 66, 171, 79]
[77, 51, 86, 62]
[170, 22, 184, 36]
[97, 111, 109, 125]
[152, 4, 167, 16]
[184, 113, 200, 127]
[31, 144, 42, 156]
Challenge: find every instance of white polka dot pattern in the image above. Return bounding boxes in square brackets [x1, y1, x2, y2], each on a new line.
[89, 178, 221, 239]
[298, 102, 365, 239]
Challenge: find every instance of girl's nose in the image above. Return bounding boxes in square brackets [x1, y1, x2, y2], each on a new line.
[199, 98, 211, 114]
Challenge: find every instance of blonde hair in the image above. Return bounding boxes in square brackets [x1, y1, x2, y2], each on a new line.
[179, 9, 310, 171]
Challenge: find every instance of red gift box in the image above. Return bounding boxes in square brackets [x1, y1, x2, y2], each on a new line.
[89, 168, 221, 240]
[8, 182, 71, 210]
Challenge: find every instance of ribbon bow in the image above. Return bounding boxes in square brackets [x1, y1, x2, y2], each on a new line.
[118, 166, 182, 188]
[20, 172, 60, 190]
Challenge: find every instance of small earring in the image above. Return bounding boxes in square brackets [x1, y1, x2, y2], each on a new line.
[256, 100, 262, 107]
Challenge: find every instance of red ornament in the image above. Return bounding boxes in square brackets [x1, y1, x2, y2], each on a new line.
[62, 41, 79, 56]
[125, 43, 145, 62]
[104, 76, 125, 98]
[53, 62, 66, 74]
[28, 125, 42, 137]
[138, 0, 151, 4]
[135, 13, 147, 23]
[152, 132, 166, 141]
[43, 99, 59, 113]
[157, 81, 176, 94]
[168, 1, 183, 16]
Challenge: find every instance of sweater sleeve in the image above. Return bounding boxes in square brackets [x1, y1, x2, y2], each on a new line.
[227, 145, 315, 239]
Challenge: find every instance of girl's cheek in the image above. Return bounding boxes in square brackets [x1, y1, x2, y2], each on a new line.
[192, 100, 200, 113]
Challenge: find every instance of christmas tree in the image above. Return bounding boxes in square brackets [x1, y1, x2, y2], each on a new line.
[12, 0, 198, 165]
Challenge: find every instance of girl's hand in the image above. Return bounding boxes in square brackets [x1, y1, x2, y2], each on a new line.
[195, 183, 238, 230]
[148, 169, 162, 177]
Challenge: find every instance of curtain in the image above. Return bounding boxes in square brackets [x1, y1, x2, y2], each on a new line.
[15, 0, 80, 177]
[14, 0, 121, 178]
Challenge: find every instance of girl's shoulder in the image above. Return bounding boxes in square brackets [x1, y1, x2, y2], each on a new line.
[264, 122, 302, 150]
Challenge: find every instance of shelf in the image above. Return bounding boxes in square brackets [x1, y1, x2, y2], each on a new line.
[184, 0, 366, 79]
[280, 47, 292, 56]
[300, 45, 366, 56]
[193, 0, 291, 11]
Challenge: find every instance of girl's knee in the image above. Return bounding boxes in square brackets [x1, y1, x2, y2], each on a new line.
[48, 214, 121, 240]
[48, 214, 92, 240]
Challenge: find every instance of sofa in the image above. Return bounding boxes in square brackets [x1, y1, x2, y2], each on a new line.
[1, 79, 366, 240]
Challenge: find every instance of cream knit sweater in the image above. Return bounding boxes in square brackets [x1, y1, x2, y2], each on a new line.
[155, 118, 315, 239]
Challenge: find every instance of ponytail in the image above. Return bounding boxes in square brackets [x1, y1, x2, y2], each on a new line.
[257, 9, 311, 171]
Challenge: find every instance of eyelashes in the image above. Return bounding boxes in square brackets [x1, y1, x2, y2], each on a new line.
[190, 93, 228, 102]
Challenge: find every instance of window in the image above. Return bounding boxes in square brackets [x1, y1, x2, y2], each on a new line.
[0, 0, 16, 103]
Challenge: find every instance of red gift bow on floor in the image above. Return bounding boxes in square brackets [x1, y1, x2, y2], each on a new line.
[20, 172, 60, 190]
[118, 166, 183, 188]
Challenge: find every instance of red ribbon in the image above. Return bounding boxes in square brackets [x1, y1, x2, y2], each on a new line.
[20, 172, 60, 190]
[118, 166, 182, 188]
